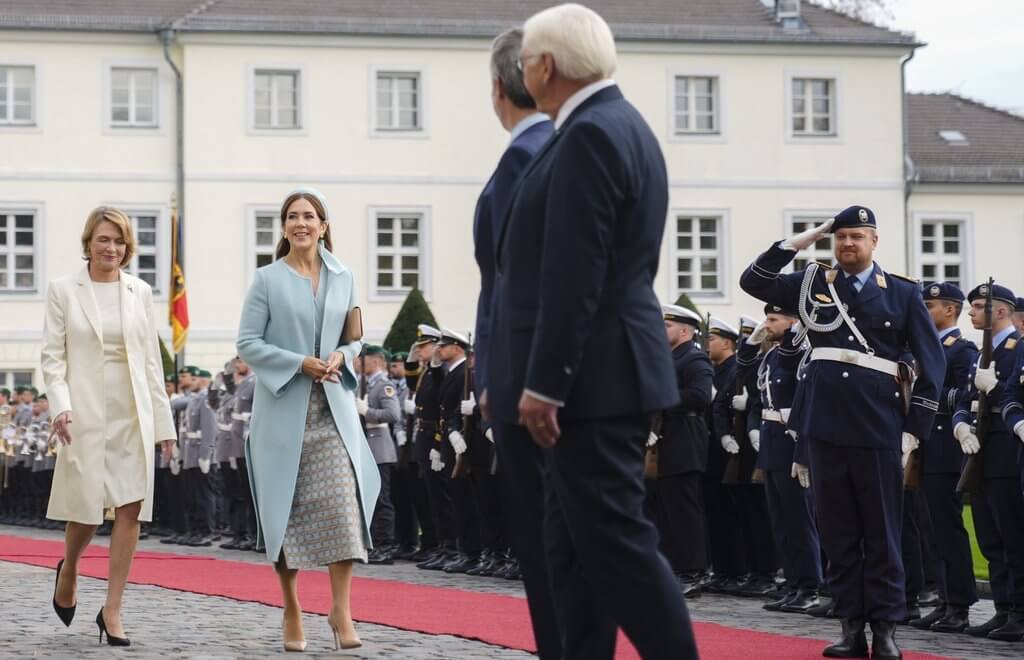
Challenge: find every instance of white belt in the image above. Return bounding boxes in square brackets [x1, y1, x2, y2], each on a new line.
[366, 423, 388, 429]
[761, 410, 784, 423]
[217, 423, 232, 432]
[186, 431, 201, 439]
[809, 348, 899, 377]
[231, 412, 251, 421]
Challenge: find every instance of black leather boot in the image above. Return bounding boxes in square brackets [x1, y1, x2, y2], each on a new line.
[930, 606, 970, 633]
[823, 618, 868, 658]
[869, 620, 902, 660]
[988, 612, 1024, 642]
[966, 607, 1009, 637]
[908, 604, 946, 630]
[780, 589, 821, 613]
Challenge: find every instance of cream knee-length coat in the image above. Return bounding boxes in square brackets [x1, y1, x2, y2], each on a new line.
[40, 267, 176, 524]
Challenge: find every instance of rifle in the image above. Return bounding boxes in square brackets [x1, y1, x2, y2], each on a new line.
[900, 360, 920, 490]
[957, 277, 995, 494]
[722, 316, 744, 485]
[397, 364, 425, 470]
[451, 335, 473, 479]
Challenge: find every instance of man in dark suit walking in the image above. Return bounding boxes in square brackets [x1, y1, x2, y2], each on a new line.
[472, 26, 559, 660]
[488, 5, 698, 659]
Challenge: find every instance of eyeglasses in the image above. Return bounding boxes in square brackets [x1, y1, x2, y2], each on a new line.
[516, 53, 541, 72]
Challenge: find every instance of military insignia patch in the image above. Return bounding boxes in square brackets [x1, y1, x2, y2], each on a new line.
[876, 274, 887, 289]
[384, 385, 396, 397]
[815, 293, 833, 304]
[980, 284, 989, 296]
[930, 285, 940, 297]
[1007, 338, 1018, 350]
[944, 335, 957, 347]
[858, 208, 868, 222]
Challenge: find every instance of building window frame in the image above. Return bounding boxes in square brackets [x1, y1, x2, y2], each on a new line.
[247, 205, 284, 281]
[367, 206, 431, 302]
[0, 202, 44, 297]
[248, 65, 306, 135]
[0, 369, 35, 391]
[369, 65, 429, 139]
[785, 71, 841, 143]
[103, 205, 170, 298]
[668, 208, 730, 303]
[667, 69, 725, 142]
[911, 211, 973, 289]
[107, 65, 159, 129]
[0, 62, 39, 130]
[782, 210, 839, 273]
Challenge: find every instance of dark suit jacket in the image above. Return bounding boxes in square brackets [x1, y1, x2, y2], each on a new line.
[473, 118, 553, 396]
[489, 85, 678, 424]
[439, 360, 467, 465]
[659, 340, 713, 476]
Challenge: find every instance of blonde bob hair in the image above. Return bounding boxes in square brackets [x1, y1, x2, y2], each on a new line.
[522, 3, 617, 81]
[81, 206, 136, 266]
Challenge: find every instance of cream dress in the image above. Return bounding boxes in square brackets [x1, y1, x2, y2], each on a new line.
[93, 280, 147, 510]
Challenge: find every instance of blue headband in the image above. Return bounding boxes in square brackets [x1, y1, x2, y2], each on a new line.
[287, 186, 330, 220]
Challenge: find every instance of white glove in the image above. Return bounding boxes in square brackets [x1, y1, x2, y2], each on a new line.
[749, 429, 760, 452]
[228, 456, 238, 470]
[171, 443, 181, 461]
[1015, 421, 1024, 444]
[485, 427, 494, 443]
[449, 431, 467, 455]
[396, 430, 408, 447]
[732, 391, 748, 411]
[791, 462, 810, 489]
[954, 422, 981, 455]
[781, 218, 834, 251]
[461, 393, 476, 416]
[356, 397, 369, 416]
[169, 459, 181, 476]
[974, 364, 998, 394]
[711, 385, 717, 399]
[198, 457, 211, 474]
[747, 319, 770, 345]
[429, 448, 444, 472]
[647, 431, 659, 447]
[780, 408, 791, 424]
[901, 432, 919, 454]
[786, 429, 798, 441]
[403, 398, 416, 415]
[721, 435, 740, 454]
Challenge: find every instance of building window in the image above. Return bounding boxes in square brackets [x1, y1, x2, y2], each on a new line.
[253, 210, 281, 270]
[253, 70, 300, 129]
[373, 212, 424, 297]
[673, 215, 723, 297]
[110, 67, 157, 127]
[375, 72, 421, 131]
[918, 219, 967, 288]
[791, 78, 835, 136]
[673, 76, 718, 134]
[123, 212, 163, 293]
[0, 370, 34, 390]
[789, 216, 834, 272]
[0, 65, 34, 125]
[0, 211, 37, 292]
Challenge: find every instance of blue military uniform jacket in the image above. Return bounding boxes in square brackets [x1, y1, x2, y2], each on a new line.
[954, 329, 1023, 479]
[925, 329, 978, 475]
[999, 337, 1024, 467]
[708, 354, 737, 480]
[659, 339, 713, 477]
[740, 243, 944, 451]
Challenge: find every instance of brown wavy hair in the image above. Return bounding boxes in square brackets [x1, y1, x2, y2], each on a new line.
[275, 191, 333, 259]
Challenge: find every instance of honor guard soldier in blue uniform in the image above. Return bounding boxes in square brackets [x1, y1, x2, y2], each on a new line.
[954, 283, 1024, 641]
[740, 205, 944, 660]
[740, 304, 823, 614]
[908, 283, 979, 633]
[1012, 297, 1024, 335]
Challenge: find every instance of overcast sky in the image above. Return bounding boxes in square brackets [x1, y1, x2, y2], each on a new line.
[886, 0, 1024, 114]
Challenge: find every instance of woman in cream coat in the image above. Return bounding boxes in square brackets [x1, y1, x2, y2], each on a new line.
[42, 206, 175, 646]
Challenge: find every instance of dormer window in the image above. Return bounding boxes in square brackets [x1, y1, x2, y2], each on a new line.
[939, 130, 968, 145]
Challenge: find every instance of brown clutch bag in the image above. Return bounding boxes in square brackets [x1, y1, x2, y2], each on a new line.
[340, 307, 363, 344]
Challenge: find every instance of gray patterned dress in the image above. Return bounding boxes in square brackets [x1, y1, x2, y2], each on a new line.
[279, 262, 368, 568]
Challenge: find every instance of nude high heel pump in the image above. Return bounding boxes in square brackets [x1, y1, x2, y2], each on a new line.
[328, 614, 362, 650]
[282, 615, 307, 652]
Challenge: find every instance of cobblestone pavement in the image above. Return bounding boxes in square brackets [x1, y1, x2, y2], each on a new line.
[2, 525, 1021, 659]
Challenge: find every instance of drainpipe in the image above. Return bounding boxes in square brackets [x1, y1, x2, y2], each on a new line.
[161, 28, 185, 363]
[900, 47, 917, 274]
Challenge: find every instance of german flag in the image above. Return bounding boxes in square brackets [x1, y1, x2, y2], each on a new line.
[169, 205, 189, 354]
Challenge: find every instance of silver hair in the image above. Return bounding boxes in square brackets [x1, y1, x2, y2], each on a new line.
[523, 3, 617, 81]
[490, 28, 536, 109]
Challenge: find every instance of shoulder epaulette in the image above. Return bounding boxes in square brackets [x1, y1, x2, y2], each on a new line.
[888, 272, 920, 284]
[814, 261, 834, 270]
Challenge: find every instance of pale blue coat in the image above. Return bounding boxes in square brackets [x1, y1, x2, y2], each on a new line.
[236, 244, 380, 563]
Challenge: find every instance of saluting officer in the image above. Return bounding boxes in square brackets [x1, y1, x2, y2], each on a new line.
[357, 345, 402, 564]
[954, 283, 1024, 641]
[740, 205, 944, 660]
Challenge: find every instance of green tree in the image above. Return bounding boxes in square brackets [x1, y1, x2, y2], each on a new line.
[383, 288, 440, 354]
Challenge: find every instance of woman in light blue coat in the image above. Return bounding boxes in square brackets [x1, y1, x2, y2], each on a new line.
[237, 189, 379, 652]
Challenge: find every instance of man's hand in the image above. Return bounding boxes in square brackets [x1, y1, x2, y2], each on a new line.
[747, 319, 770, 345]
[485, 427, 494, 443]
[403, 398, 416, 415]
[781, 218, 834, 252]
[356, 397, 369, 417]
[901, 433, 919, 468]
[396, 430, 407, 447]
[461, 393, 476, 417]
[954, 422, 981, 455]
[646, 431, 659, 448]
[429, 448, 444, 472]
[791, 462, 810, 489]
[518, 392, 561, 448]
[449, 431, 467, 455]
[749, 429, 760, 452]
[974, 364, 998, 394]
[732, 391, 748, 411]
[198, 457, 211, 474]
[720, 435, 740, 454]
[51, 412, 73, 445]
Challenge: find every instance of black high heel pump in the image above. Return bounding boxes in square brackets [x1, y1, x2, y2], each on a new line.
[96, 608, 131, 647]
[52, 559, 76, 627]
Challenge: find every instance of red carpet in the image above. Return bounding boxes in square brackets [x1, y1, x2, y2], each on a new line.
[0, 534, 951, 660]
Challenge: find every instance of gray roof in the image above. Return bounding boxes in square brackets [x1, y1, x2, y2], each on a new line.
[0, 0, 917, 46]
[907, 93, 1024, 184]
